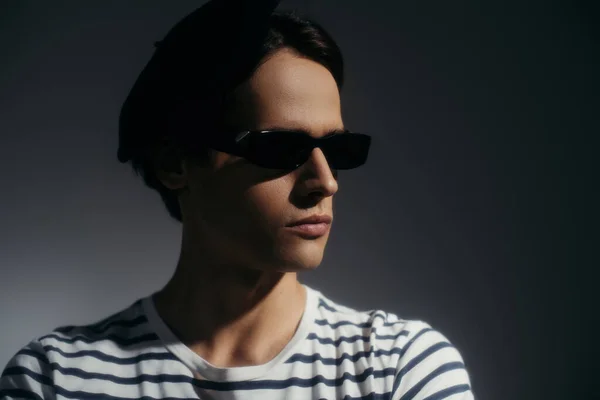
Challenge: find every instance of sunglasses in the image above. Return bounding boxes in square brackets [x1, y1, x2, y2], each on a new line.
[199, 129, 371, 170]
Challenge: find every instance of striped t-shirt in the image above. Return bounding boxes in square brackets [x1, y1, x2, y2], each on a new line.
[1, 285, 474, 399]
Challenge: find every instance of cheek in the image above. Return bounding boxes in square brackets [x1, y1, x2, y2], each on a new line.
[243, 177, 293, 231]
[204, 176, 295, 266]
[194, 173, 293, 242]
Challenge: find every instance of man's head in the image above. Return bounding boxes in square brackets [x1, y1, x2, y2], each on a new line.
[118, 2, 363, 273]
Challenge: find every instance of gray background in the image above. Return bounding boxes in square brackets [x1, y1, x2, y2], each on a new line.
[1, 1, 596, 399]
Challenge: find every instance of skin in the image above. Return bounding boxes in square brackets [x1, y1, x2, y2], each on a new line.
[153, 48, 343, 368]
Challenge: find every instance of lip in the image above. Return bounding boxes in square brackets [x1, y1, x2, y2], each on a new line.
[287, 214, 332, 226]
[286, 214, 332, 238]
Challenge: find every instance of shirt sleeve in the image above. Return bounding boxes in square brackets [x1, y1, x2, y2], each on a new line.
[0, 339, 56, 400]
[390, 322, 475, 400]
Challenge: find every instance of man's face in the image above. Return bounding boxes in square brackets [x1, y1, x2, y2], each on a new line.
[178, 48, 343, 273]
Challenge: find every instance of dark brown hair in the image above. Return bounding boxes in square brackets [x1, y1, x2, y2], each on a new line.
[121, 11, 344, 222]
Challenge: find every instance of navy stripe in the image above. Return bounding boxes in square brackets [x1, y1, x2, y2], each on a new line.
[369, 311, 388, 323]
[88, 314, 148, 333]
[365, 310, 400, 327]
[52, 385, 188, 400]
[341, 392, 390, 400]
[54, 325, 77, 334]
[84, 300, 143, 331]
[401, 342, 454, 376]
[398, 362, 466, 400]
[376, 333, 409, 340]
[43, 345, 177, 364]
[307, 333, 372, 346]
[315, 319, 372, 329]
[191, 367, 397, 391]
[315, 304, 405, 329]
[285, 347, 405, 365]
[381, 321, 406, 327]
[2, 367, 53, 387]
[41, 363, 394, 391]
[422, 384, 471, 400]
[50, 384, 398, 400]
[48, 363, 190, 385]
[0, 389, 43, 400]
[401, 327, 432, 350]
[39, 332, 159, 347]
[317, 298, 340, 312]
[314, 318, 409, 330]
[306, 330, 408, 346]
[55, 315, 148, 335]
[85, 312, 133, 332]
[13, 349, 50, 366]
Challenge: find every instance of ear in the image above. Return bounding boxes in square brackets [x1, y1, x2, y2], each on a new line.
[154, 144, 188, 191]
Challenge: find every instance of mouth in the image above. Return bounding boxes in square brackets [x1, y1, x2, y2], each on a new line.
[285, 214, 332, 239]
[285, 222, 330, 238]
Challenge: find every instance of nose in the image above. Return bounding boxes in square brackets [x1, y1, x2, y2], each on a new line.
[296, 147, 339, 198]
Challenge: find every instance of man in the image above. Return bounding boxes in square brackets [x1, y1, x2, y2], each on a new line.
[1, 0, 475, 398]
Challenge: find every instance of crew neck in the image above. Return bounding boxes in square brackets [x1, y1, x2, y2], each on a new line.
[141, 284, 318, 382]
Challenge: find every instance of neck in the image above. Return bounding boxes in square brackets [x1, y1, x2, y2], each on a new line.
[152, 239, 307, 368]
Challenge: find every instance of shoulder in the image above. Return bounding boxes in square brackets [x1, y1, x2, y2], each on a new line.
[40, 298, 154, 347]
[1, 337, 53, 399]
[311, 287, 428, 345]
[32, 297, 158, 359]
[383, 318, 474, 399]
[312, 289, 475, 399]
[1, 297, 157, 399]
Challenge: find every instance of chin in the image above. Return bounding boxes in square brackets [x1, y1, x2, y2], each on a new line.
[275, 239, 327, 272]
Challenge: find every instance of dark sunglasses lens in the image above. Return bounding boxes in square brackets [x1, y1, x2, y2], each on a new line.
[323, 133, 371, 169]
[243, 131, 371, 170]
[246, 131, 308, 169]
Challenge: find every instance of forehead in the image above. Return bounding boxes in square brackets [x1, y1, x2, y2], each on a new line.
[232, 49, 344, 136]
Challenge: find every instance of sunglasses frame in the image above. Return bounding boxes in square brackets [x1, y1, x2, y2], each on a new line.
[199, 129, 371, 170]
